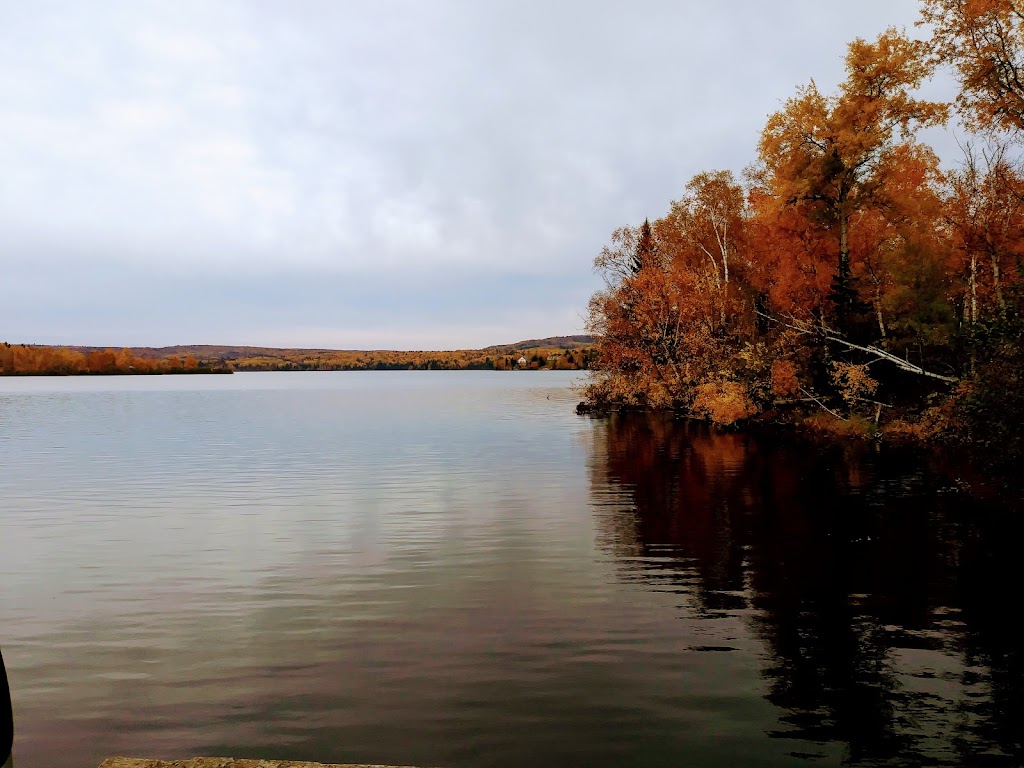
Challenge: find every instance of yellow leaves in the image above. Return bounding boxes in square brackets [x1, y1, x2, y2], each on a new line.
[830, 362, 878, 404]
[843, 29, 935, 109]
[691, 380, 757, 426]
[756, 29, 947, 220]
[921, 0, 1024, 132]
[582, 367, 671, 410]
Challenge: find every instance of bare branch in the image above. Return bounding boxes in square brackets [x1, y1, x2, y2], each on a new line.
[799, 387, 845, 419]
[756, 309, 958, 383]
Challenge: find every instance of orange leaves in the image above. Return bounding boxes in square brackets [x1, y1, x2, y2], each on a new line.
[0, 345, 226, 375]
[943, 140, 1024, 324]
[746, 188, 834, 319]
[0, 345, 88, 375]
[921, 0, 1024, 132]
[86, 349, 117, 373]
[691, 380, 757, 426]
[585, 168, 758, 412]
[750, 30, 951, 334]
[754, 81, 832, 205]
[770, 360, 801, 398]
[583, 9, 1024, 432]
[0, 343, 594, 375]
[667, 170, 746, 287]
[754, 30, 947, 227]
[840, 29, 946, 133]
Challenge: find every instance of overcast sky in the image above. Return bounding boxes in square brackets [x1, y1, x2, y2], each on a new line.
[0, 0, 958, 349]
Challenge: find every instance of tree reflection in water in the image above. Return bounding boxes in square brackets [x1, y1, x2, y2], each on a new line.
[589, 413, 1022, 766]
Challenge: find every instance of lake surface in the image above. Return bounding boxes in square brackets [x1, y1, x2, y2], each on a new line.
[1, 371, 1021, 768]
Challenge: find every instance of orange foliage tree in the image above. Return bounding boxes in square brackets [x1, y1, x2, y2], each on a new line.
[943, 140, 1024, 330]
[584, 29, 979, 428]
[921, 0, 1024, 132]
[585, 170, 763, 420]
[751, 30, 947, 334]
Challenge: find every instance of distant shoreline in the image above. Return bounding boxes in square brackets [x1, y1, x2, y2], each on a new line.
[1, 336, 596, 376]
[0, 367, 581, 377]
[0, 368, 233, 377]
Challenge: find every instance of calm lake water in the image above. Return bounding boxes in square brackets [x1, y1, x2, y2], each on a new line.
[1, 371, 1021, 768]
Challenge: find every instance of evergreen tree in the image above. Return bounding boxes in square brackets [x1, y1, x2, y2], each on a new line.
[630, 218, 656, 275]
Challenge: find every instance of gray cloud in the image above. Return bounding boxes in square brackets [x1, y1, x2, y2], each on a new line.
[0, 0, 942, 347]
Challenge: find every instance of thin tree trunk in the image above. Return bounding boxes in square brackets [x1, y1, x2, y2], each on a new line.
[970, 253, 978, 325]
[839, 212, 849, 278]
[869, 270, 886, 341]
[991, 251, 1005, 314]
[835, 209, 852, 331]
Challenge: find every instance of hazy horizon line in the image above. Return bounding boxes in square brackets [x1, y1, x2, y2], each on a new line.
[6, 332, 596, 354]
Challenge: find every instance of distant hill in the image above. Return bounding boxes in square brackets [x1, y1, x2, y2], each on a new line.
[63, 335, 596, 360]
[483, 335, 595, 353]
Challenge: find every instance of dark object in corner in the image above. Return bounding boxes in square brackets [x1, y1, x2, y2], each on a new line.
[1, 648, 11, 765]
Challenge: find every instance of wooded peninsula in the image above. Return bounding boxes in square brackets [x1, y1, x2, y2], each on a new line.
[581, 0, 1024, 467]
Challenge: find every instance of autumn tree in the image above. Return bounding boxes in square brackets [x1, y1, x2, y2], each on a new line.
[921, 0, 1024, 133]
[116, 347, 136, 371]
[86, 349, 117, 374]
[580, 14, 1024, 449]
[666, 170, 746, 289]
[747, 186, 835, 322]
[944, 139, 1024, 330]
[850, 142, 952, 346]
[586, 171, 760, 421]
[753, 29, 948, 334]
[587, 222, 678, 406]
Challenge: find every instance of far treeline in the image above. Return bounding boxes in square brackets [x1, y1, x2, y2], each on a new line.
[205, 336, 594, 371]
[0, 344, 231, 375]
[583, 0, 1024, 465]
[0, 336, 595, 375]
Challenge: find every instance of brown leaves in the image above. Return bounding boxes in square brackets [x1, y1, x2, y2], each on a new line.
[770, 360, 801, 398]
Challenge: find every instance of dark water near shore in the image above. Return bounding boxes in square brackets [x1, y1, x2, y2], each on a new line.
[1, 371, 1021, 767]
